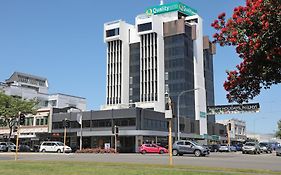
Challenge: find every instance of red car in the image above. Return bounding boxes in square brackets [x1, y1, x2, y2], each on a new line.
[139, 144, 168, 154]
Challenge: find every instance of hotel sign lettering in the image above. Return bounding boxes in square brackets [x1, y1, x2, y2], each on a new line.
[146, 2, 197, 16]
[207, 103, 260, 115]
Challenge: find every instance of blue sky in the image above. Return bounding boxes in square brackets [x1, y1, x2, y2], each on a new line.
[0, 0, 280, 134]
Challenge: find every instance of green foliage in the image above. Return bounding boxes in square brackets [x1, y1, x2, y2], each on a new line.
[276, 120, 281, 139]
[0, 92, 37, 140]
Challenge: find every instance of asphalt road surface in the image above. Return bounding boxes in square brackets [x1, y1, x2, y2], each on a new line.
[1, 152, 280, 172]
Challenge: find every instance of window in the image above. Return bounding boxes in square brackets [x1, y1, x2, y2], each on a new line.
[177, 141, 184, 145]
[106, 28, 119, 37]
[138, 22, 152, 32]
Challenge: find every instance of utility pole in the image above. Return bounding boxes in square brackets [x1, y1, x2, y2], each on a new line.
[165, 94, 173, 166]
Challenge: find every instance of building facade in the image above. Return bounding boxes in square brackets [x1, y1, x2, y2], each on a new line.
[102, 2, 216, 136]
[217, 118, 247, 142]
[0, 72, 86, 145]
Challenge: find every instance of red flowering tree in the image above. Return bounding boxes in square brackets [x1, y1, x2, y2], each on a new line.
[211, 0, 281, 103]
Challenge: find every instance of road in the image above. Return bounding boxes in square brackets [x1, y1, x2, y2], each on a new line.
[1, 152, 281, 172]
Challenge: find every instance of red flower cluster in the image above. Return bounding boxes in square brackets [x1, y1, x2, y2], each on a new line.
[211, 0, 281, 103]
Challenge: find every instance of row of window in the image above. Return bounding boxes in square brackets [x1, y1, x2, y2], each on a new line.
[52, 118, 136, 129]
[18, 75, 46, 87]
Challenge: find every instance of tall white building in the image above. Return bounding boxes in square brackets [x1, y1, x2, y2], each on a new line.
[102, 2, 216, 136]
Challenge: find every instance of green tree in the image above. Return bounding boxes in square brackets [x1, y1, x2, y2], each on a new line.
[0, 92, 37, 144]
[276, 120, 281, 139]
[211, 0, 281, 103]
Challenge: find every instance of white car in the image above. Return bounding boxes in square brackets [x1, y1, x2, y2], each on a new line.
[40, 141, 72, 153]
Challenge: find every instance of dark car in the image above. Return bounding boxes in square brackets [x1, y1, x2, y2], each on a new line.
[19, 145, 32, 152]
[259, 142, 272, 154]
[172, 140, 210, 157]
[234, 144, 243, 151]
[208, 144, 220, 152]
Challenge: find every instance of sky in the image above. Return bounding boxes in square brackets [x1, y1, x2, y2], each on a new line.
[0, 0, 280, 134]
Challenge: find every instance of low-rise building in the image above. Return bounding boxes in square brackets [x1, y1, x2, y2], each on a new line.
[0, 72, 86, 146]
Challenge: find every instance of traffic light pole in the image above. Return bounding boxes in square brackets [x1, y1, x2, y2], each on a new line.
[15, 126, 19, 161]
[15, 111, 21, 161]
[168, 119, 173, 166]
[114, 125, 117, 153]
[63, 118, 67, 154]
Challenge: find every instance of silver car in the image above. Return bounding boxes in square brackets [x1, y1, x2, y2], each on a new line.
[0, 142, 8, 152]
[276, 146, 281, 156]
[242, 142, 261, 154]
[172, 140, 210, 157]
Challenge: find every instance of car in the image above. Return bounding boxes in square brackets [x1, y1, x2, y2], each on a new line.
[172, 140, 210, 157]
[259, 142, 272, 154]
[139, 144, 168, 154]
[242, 142, 261, 154]
[208, 144, 220, 152]
[0, 142, 16, 152]
[218, 145, 237, 152]
[19, 145, 32, 152]
[276, 146, 281, 156]
[234, 144, 243, 151]
[39, 141, 72, 153]
[0, 142, 8, 152]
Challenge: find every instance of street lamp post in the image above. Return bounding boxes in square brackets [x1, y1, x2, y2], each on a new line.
[177, 88, 199, 141]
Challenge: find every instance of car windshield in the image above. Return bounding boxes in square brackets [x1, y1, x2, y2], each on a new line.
[56, 142, 64, 146]
[245, 143, 255, 146]
[259, 143, 268, 146]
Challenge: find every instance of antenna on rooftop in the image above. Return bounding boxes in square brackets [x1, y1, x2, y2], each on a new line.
[160, 0, 164, 5]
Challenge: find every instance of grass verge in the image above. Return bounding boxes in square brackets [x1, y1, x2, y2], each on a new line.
[0, 161, 279, 175]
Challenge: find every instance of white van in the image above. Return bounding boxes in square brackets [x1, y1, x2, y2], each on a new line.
[39, 141, 72, 153]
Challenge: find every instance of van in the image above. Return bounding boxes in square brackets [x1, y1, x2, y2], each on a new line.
[39, 141, 72, 153]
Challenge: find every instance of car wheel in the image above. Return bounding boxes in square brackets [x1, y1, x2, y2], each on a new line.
[242, 151, 245, 154]
[41, 149, 46, 153]
[172, 149, 178, 156]
[159, 150, 164, 154]
[141, 150, 146, 154]
[194, 150, 201, 157]
[57, 149, 62, 153]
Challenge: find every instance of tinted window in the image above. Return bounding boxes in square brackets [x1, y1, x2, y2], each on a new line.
[245, 143, 255, 146]
[177, 141, 184, 145]
[106, 28, 119, 37]
[138, 22, 152, 32]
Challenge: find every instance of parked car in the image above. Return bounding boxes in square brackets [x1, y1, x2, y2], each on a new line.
[242, 142, 261, 154]
[39, 141, 72, 153]
[0, 142, 8, 152]
[172, 140, 210, 157]
[276, 146, 281, 156]
[0, 142, 16, 152]
[259, 142, 272, 153]
[139, 144, 168, 154]
[19, 145, 32, 152]
[234, 144, 243, 151]
[218, 145, 237, 152]
[208, 144, 220, 152]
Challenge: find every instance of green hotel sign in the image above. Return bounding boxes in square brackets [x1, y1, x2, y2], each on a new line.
[146, 2, 197, 16]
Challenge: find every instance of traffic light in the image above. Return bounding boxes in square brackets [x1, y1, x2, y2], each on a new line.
[228, 123, 231, 131]
[63, 119, 70, 128]
[19, 113, 25, 125]
[13, 126, 18, 132]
